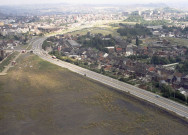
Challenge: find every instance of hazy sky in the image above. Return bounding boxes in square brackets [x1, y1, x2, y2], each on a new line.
[0, 0, 187, 6]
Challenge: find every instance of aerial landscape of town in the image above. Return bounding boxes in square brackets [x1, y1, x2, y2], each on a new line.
[0, 0, 188, 135]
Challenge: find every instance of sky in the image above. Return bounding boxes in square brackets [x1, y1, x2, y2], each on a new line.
[0, 0, 187, 6]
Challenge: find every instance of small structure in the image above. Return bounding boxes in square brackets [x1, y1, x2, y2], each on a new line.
[67, 40, 81, 47]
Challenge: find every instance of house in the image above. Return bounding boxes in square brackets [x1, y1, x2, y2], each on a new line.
[181, 75, 188, 89]
[173, 72, 182, 83]
[67, 40, 81, 47]
[102, 38, 111, 40]
[116, 47, 123, 53]
[103, 53, 109, 58]
[182, 75, 188, 82]
[182, 82, 188, 89]
[148, 66, 155, 72]
[103, 65, 112, 72]
[153, 31, 160, 36]
[166, 75, 176, 83]
[169, 33, 175, 37]
[126, 45, 134, 56]
[105, 46, 115, 53]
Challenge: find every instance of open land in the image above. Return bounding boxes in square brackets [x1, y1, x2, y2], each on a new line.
[0, 53, 188, 135]
[67, 27, 120, 37]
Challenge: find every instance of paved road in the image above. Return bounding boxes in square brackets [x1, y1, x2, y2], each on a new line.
[0, 53, 21, 74]
[0, 37, 38, 76]
[32, 36, 188, 119]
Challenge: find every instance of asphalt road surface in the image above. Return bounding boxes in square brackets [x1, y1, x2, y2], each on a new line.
[32, 36, 188, 119]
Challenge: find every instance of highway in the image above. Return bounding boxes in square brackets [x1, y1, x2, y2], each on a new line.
[32, 36, 188, 120]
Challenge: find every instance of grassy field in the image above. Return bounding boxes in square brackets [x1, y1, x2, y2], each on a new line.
[0, 52, 19, 72]
[0, 53, 188, 135]
[68, 27, 120, 36]
[164, 37, 188, 47]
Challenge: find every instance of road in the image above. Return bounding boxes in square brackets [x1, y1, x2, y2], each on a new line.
[0, 52, 21, 75]
[0, 37, 38, 75]
[31, 37, 188, 120]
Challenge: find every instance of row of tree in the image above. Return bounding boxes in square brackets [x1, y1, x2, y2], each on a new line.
[159, 84, 187, 103]
[151, 56, 181, 65]
[176, 61, 188, 74]
[77, 34, 116, 53]
[117, 24, 152, 37]
[125, 15, 170, 26]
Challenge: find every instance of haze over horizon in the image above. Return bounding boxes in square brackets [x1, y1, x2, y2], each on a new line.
[0, 0, 188, 6]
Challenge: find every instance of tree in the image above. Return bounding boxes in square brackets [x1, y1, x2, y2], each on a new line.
[174, 91, 186, 102]
[160, 84, 186, 102]
[160, 84, 172, 98]
[136, 36, 139, 46]
[86, 32, 90, 37]
[117, 24, 152, 37]
[100, 67, 105, 74]
[151, 56, 170, 65]
[126, 36, 132, 43]
[136, 36, 142, 46]
[176, 61, 188, 73]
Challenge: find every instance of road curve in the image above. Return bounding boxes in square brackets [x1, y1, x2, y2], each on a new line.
[32, 36, 188, 119]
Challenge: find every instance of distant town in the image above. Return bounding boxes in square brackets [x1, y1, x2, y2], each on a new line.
[1, 5, 188, 104]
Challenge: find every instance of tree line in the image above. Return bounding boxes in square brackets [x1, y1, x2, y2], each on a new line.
[117, 24, 152, 37]
[77, 33, 116, 53]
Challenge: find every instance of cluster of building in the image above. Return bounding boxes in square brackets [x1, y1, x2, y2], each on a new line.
[146, 25, 188, 38]
[47, 29, 188, 96]
[141, 9, 185, 21]
[0, 7, 188, 38]
[123, 8, 188, 28]
[1, 7, 188, 96]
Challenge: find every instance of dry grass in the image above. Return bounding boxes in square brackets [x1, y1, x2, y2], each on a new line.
[0, 54, 187, 135]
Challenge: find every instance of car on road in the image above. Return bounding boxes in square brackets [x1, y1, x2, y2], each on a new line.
[155, 95, 160, 98]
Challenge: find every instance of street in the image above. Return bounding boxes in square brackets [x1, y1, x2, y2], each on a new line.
[32, 36, 188, 119]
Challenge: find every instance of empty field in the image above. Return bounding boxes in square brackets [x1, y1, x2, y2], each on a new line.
[0, 53, 187, 135]
[68, 27, 120, 36]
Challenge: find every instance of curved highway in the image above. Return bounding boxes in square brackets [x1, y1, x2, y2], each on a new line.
[32, 36, 188, 119]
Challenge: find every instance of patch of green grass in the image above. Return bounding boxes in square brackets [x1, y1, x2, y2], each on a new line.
[68, 27, 119, 36]
[20, 43, 32, 50]
[38, 60, 61, 71]
[164, 37, 188, 47]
